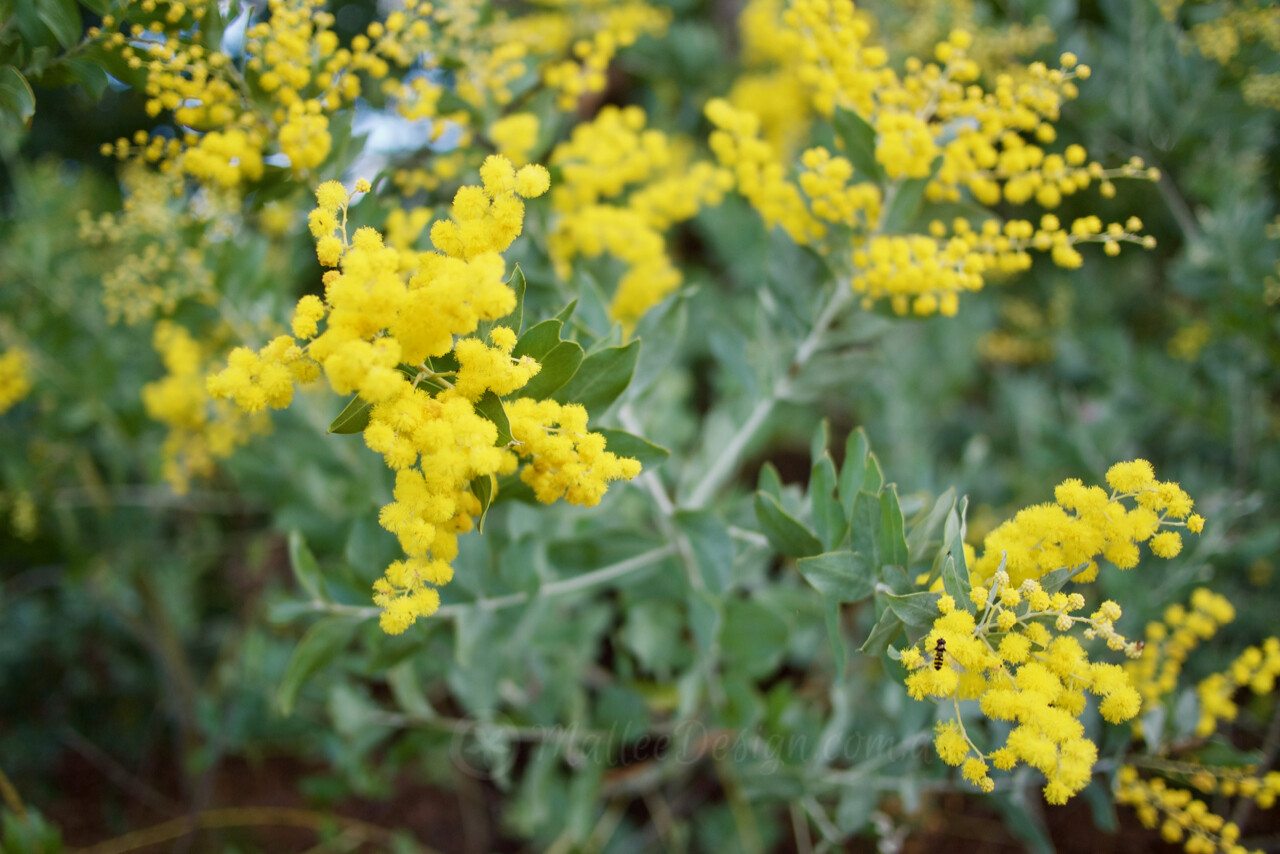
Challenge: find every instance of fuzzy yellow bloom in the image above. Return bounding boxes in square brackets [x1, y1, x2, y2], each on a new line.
[0, 348, 33, 414]
[208, 169, 640, 634]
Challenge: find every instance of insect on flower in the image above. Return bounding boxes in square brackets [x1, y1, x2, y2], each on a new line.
[933, 637, 947, 671]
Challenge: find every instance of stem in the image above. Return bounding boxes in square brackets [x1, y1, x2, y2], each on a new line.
[313, 544, 678, 620]
[687, 282, 852, 509]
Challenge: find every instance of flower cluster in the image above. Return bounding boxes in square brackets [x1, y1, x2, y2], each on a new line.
[1115, 584, 1280, 854]
[207, 159, 640, 633]
[95, 0, 667, 203]
[704, 0, 1158, 316]
[0, 347, 33, 414]
[903, 574, 1142, 803]
[1126, 588, 1236, 717]
[1116, 766, 1260, 854]
[77, 165, 218, 325]
[1195, 636, 1280, 737]
[143, 322, 268, 494]
[548, 106, 733, 327]
[1160, 0, 1280, 109]
[977, 291, 1071, 365]
[901, 461, 1206, 803]
[970, 459, 1204, 588]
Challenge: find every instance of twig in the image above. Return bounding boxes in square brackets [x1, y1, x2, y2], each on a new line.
[67, 807, 442, 854]
[1230, 697, 1280, 830]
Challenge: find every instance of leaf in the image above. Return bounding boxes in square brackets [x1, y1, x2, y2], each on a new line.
[674, 509, 733, 594]
[288, 530, 328, 602]
[506, 265, 526, 334]
[838, 427, 871, 513]
[512, 319, 564, 361]
[879, 485, 909, 568]
[810, 454, 846, 550]
[593, 428, 670, 469]
[993, 788, 1054, 854]
[477, 266, 527, 341]
[516, 340, 583, 400]
[906, 488, 955, 566]
[757, 461, 783, 501]
[328, 365, 420, 433]
[832, 106, 885, 184]
[470, 474, 495, 533]
[798, 550, 876, 602]
[820, 599, 848, 681]
[278, 617, 361, 715]
[754, 491, 824, 558]
[1082, 781, 1119, 833]
[327, 393, 372, 434]
[858, 607, 903, 654]
[386, 660, 436, 719]
[941, 557, 970, 612]
[1040, 562, 1073, 594]
[0, 66, 35, 130]
[810, 419, 831, 466]
[848, 490, 882, 568]
[554, 298, 578, 325]
[473, 391, 512, 445]
[630, 290, 687, 396]
[35, 0, 80, 50]
[720, 599, 789, 679]
[551, 339, 638, 413]
[941, 497, 973, 610]
[880, 156, 942, 234]
[883, 591, 941, 631]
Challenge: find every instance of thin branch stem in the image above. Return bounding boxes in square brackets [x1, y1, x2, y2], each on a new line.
[310, 544, 678, 621]
[687, 282, 852, 509]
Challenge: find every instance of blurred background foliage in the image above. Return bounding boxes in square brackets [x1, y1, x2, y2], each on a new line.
[1, 0, 1279, 852]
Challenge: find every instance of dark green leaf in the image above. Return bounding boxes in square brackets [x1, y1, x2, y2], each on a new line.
[551, 339, 638, 412]
[798, 550, 875, 602]
[473, 391, 512, 445]
[593, 427, 670, 469]
[1082, 781, 1119, 833]
[327, 393, 371, 434]
[278, 617, 361, 715]
[0, 65, 35, 129]
[993, 789, 1054, 854]
[832, 106, 885, 184]
[516, 340, 583, 399]
[470, 474, 495, 533]
[754, 491, 824, 558]
[35, 0, 80, 50]
[288, 530, 328, 602]
[507, 265, 526, 334]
